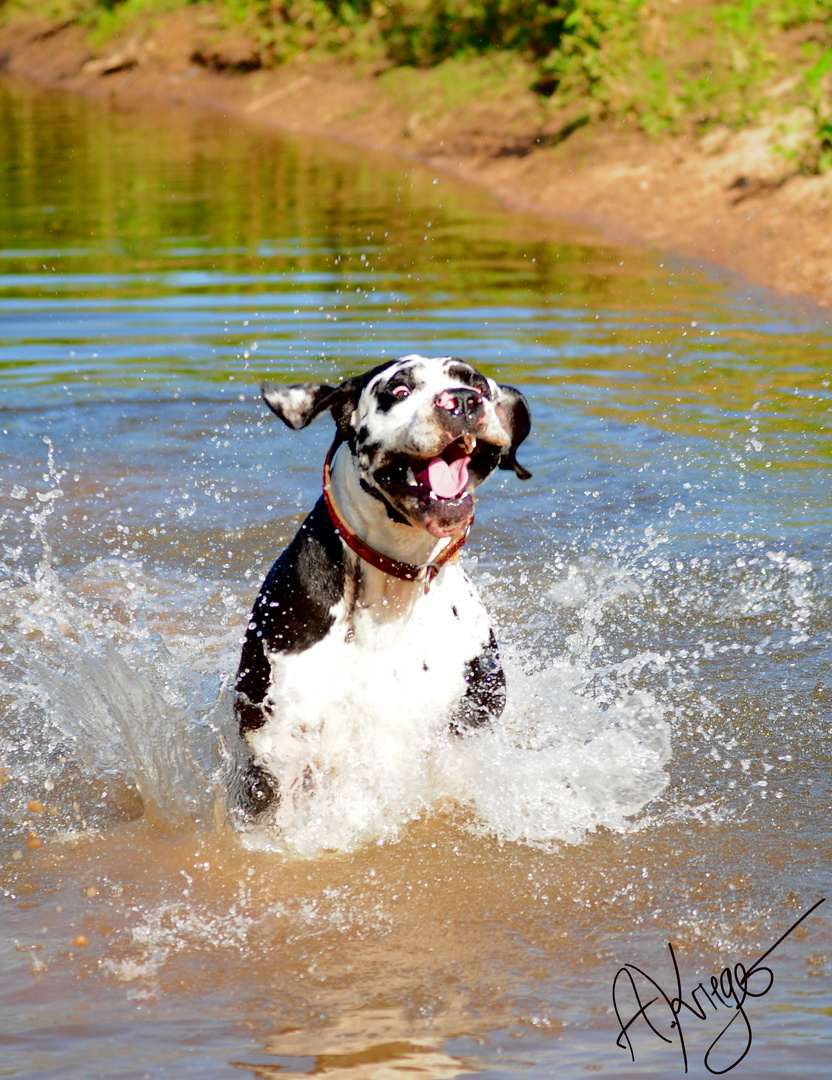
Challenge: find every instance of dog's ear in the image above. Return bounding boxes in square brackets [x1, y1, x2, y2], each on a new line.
[494, 385, 532, 480]
[261, 378, 365, 434]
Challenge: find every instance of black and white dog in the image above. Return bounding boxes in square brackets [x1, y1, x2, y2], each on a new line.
[234, 354, 531, 818]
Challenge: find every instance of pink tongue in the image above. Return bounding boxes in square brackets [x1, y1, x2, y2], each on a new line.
[416, 455, 471, 498]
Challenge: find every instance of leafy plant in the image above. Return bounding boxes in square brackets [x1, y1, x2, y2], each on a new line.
[799, 49, 832, 171]
[7, 0, 832, 160]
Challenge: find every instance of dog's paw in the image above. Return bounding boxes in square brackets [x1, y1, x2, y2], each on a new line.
[231, 760, 279, 816]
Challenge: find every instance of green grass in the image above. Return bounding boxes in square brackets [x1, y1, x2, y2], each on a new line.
[378, 49, 535, 119]
[4, 0, 832, 169]
[84, 0, 189, 46]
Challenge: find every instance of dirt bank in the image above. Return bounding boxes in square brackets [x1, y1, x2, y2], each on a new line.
[2, 12, 831, 313]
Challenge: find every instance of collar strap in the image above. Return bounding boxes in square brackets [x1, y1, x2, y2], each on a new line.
[322, 440, 470, 589]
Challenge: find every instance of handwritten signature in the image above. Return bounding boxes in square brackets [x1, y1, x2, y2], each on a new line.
[612, 897, 825, 1074]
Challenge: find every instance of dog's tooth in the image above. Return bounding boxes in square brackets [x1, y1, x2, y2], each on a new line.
[406, 466, 417, 486]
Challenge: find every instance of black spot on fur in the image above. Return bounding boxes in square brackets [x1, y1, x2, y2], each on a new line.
[358, 439, 381, 461]
[375, 368, 421, 412]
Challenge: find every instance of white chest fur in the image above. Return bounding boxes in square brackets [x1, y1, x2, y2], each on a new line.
[246, 562, 491, 813]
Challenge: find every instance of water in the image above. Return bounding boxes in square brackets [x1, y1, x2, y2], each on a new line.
[1, 74, 830, 1077]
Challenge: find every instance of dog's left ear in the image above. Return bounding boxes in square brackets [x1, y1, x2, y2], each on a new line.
[261, 377, 365, 435]
[495, 385, 532, 480]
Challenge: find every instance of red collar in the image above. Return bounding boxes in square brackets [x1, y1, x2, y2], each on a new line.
[322, 441, 470, 591]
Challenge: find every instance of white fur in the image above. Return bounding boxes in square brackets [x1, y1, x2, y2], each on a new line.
[247, 561, 490, 826]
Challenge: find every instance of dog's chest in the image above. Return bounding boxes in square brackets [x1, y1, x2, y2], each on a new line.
[248, 564, 491, 770]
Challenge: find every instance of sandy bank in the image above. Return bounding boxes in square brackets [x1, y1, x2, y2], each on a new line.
[2, 13, 831, 314]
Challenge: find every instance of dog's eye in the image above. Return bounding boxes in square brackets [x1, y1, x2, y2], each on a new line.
[391, 385, 410, 399]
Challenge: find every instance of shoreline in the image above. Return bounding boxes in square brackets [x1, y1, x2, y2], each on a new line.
[2, 14, 832, 315]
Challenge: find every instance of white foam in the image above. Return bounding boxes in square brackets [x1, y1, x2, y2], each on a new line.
[237, 653, 670, 855]
[451, 665, 670, 848]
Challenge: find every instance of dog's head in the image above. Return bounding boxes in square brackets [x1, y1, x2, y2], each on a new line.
[262, 355, 531, 538]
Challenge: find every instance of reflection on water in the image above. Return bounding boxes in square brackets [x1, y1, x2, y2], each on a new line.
[1, 74, 830, 1078]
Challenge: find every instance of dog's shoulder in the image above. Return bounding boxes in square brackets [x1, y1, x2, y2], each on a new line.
[258, 496, 346, 649]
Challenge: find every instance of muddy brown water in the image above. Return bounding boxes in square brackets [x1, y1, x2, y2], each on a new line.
[1, 74, 830, 1078]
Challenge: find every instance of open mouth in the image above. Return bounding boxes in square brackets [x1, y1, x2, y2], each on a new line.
[373, 435, 500, 536]
[414, 439, 472, 500]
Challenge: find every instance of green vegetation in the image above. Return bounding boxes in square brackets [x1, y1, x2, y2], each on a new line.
[4, 0, 832, 169]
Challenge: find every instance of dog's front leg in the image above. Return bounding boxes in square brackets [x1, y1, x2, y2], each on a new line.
[232, 644, 282, 814]
[232, 498, 347, 815]
[449, 629, 507, 733]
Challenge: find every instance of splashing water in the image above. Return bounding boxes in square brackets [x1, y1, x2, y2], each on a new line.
[1, 440, 670, 857]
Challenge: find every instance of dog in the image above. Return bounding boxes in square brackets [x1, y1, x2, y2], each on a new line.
[233, 354, 531, 817]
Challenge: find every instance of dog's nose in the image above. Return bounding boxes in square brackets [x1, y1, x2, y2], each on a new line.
[435, 388, 484, 420]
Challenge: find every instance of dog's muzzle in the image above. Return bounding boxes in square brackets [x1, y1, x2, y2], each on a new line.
[369, 395, 503, 539]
